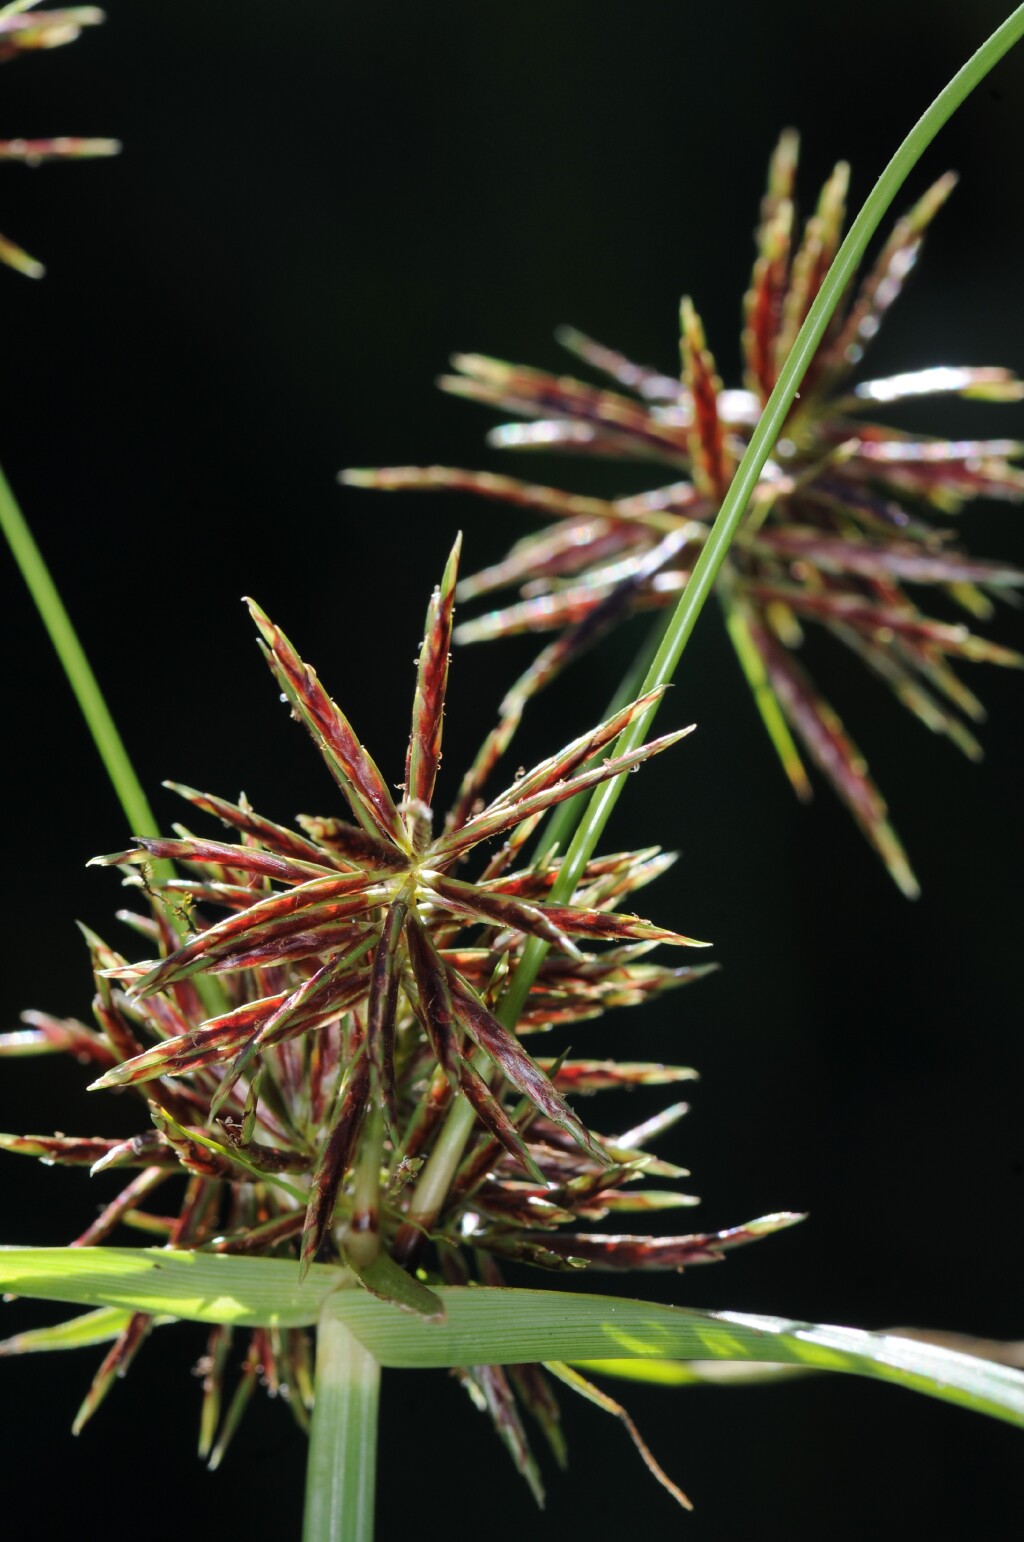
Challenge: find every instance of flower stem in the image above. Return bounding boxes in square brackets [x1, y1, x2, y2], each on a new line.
[532, 610, 673, 869]
[0, 461, 163, 851]
[0, 463, 230, 1014]
[303, 1304, 380, 1542]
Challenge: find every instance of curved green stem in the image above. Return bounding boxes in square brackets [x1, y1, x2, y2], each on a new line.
[532, 610, 673, 870]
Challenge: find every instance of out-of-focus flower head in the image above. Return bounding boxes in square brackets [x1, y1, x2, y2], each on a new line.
[344, 131, 1024, 895]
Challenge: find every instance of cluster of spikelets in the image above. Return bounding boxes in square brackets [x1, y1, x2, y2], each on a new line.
[345, 131, 1024, 896]
[0, 536, 799, 1497]
[0, 4, 118, 277]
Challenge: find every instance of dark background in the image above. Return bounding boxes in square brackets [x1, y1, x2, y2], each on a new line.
[1, 4, 1022, 1537]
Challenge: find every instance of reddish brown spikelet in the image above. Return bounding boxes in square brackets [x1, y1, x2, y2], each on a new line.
[0, 1010, 115, 1066]
[746, 611, 917, 896]
[72, 1311, 153, 1436]
[423, 872, 582, 958]
[680, 297, 732, 499]
[246, 598, 410, 850]
[71, 1167, 170, 1248]
[0, 9, 106, 60]
[489, 1212, 805, 1270]
[0, 1132, 175, 1169]
[539, 1059, 698, 1093]
[441, 352, 691, 462]
[404, 911, 461, 1091]
[743, 183, 793, 396]
[163, 783, 357, 872]
[493, 686, 666, 805]
[775, 159, 850, 370]
[300, 1050, 370, 1280]
[432, 722, 693, 862]
[447, 968, 611, 1167]
[819, 171, 958, 386]
[405, 533, 460, 837]
[455, 1059, 545, 1182]
[364, 896, 409, 1121]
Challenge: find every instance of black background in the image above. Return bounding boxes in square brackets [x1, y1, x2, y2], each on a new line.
[1, 4, 1022, 1538]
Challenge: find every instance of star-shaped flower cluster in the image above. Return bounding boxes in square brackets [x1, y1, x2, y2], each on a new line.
[1, 540, 796, 1488]
[344, 131, 1024, 894]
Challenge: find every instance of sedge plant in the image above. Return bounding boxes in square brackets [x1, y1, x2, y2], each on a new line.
[1, 7, 1024, 1540]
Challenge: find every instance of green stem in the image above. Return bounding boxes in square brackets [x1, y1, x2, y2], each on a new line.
[0, 462, 163, 849]
[401, 1089, 476, 1243]
[304, 1304, 380, 1542]
[0, 464, 230, 1014]
[532, 610, 673, 870]
[401, 1, 1024, 1226]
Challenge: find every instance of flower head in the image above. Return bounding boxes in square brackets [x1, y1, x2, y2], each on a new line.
[2, 543, 798, 1494]
[344, 131, 1024, 894]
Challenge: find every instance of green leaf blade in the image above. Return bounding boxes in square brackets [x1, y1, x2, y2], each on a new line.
[3, 1250, 1023, 1429]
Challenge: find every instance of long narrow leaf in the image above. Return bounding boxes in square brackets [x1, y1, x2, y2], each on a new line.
[3, 1250, 1024, 1428]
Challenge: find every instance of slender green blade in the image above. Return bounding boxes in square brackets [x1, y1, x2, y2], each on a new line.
[334, 1291, 1024, 1429]
[0, 1305, 154, 1356]
[0, 1247, 339, 1329]
[3, 1249, 1023, 1428]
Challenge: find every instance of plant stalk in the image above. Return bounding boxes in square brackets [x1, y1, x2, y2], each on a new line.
[0, 462, 163, 849]
[0, 461, 229, 1014]
[303, 1304, 381, 1542]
